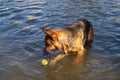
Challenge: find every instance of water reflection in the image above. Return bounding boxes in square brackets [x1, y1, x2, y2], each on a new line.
[45, 46, 93, 80]
[0, 0, 120, 80]
[46, 55, 90, 80]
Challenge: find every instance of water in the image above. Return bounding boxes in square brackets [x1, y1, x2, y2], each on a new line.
[0, 0, 120, 80]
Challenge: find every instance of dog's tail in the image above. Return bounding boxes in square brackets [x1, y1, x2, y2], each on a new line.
[87, 21, 94, 45]
[80, 18, 94, 45]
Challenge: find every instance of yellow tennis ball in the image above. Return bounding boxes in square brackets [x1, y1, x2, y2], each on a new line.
[41, 59, 48, 66]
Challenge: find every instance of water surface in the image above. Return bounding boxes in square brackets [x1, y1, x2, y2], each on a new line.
[0, 0, 120, 80]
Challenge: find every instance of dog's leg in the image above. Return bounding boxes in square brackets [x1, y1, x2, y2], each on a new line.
[49, 53, 67, 65]
[63, 46, 69, 54]
[78, 45, 85, 55]
[75, 46, 85, 63]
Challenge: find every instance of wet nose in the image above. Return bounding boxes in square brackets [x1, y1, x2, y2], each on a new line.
[43, 51, 46, 56]
[43, 47, 51, 55]
[43, 47, 55, 55]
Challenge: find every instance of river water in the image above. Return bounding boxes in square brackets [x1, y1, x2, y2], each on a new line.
[0, 0, 120, 80]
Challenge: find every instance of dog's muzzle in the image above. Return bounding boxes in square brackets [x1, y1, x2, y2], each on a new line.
[43, 47, 55, 55]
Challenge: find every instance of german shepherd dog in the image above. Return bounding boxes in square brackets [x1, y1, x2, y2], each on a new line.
[41, 18, 93, 64]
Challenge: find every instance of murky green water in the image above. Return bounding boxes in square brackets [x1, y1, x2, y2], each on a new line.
[0, 0, 120, 80]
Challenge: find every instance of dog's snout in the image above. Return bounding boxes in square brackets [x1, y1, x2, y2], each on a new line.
[43, 51, 47, 56]
[43, 47, 55, 55]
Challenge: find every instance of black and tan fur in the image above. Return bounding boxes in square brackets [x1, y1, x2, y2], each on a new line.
[41, 18, 93, 64]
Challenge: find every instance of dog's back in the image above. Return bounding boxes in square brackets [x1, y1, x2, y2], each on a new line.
[42, 18, 93, 55]
[53, 18, 93, 54]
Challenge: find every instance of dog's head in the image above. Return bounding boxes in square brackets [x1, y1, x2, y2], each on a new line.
[41, 28, 62, 55]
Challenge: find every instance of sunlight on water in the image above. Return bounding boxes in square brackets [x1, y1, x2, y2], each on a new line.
[0, 0, 120, 80]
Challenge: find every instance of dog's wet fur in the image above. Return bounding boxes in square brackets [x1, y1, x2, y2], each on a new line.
[41, 18, 93, 64]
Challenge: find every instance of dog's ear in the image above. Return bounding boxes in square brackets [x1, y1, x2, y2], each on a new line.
[41, 28, 57, 40]
[41, 28, 49, 34]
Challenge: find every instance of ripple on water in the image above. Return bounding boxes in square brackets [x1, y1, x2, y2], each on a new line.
[12, 8, 24, 13]
[0, 0, 120, 80]
[9, 14, 26, 20]
[14, 25, 37, 36]
[0, 12, 11, 17]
